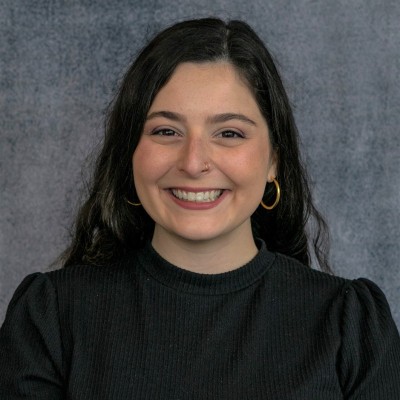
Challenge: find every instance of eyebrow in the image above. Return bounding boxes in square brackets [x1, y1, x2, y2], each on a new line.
[146, 111, 257, 126]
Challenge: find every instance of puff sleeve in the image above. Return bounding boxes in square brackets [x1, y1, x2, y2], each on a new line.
[0, 273, 64, 399]
[338, 278, 400, 399]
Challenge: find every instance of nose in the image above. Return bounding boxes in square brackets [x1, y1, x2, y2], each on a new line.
[177, 134, 210, 177]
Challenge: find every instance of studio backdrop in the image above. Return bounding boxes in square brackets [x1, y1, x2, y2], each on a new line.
[1, 0, 399, 328]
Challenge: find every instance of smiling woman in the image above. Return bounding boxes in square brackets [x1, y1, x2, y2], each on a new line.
[0, 17, 399, 399]
[133, 62, 275, 272]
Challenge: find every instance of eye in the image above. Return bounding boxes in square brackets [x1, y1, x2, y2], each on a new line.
[152, 128, 178, 136]
[217, 130, 245, 139]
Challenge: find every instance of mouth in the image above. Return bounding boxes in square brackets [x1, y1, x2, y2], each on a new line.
[170, 189, 224, 203]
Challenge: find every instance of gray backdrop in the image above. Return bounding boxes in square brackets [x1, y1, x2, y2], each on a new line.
[1, 0, 399, 328]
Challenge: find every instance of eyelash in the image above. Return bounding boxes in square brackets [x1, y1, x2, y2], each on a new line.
[151, 128, 178, 136]
[217, 130, 245, 139]
[149, 128, 246, 139]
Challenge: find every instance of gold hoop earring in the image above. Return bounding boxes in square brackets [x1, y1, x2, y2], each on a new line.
[260, 178, 280, 210]
[126, 199, 141, 206]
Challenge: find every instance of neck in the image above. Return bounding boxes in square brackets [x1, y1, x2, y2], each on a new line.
[151, 225, 258, 274]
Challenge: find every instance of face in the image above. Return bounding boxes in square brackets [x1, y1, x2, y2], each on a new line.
[133, 62, 277, 247]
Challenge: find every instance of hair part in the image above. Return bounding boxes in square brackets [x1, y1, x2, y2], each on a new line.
[59, 17, 331, 272]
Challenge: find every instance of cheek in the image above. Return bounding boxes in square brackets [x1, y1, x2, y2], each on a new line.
[132, 142, 152, 187]
[132, 141, 170, 186]
[233, 145, 271, 182]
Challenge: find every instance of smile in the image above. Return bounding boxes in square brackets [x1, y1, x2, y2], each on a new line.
[170, 189, 223, 202]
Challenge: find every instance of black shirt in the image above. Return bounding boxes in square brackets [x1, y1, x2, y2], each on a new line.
[1, 241, 399, 399]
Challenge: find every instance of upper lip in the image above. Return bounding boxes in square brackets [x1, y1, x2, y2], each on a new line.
[166, 187, 226, 192]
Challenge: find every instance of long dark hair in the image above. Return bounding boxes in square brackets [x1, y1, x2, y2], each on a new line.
[60, 18, 331, 272]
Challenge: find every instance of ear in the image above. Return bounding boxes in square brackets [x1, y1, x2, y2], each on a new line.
[267, 149, 278, 182]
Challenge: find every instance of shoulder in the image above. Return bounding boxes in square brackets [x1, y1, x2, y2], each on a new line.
[1, 251, 145, 320]
[44, 249, 143, 292]
[270, 253, 400, 396]
[2, 262, 131, 325]
[269, 252, 349, 298]
[4, 272, 58, 318]
[269, 252, 398, 321]
[337, 278, 400, 396]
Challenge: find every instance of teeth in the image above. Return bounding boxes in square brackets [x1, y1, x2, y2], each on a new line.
[171, 189, 223, 202]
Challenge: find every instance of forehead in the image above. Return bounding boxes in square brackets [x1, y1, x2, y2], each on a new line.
[149, 61, 259, 115]
[167, 61, 249, 85]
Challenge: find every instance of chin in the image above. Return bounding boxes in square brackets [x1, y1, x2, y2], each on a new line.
[168, 226, 228, 243]
[175, 231, 222, 243]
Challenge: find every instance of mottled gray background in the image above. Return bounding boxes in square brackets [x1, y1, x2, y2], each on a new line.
[1, 0, 399, 328]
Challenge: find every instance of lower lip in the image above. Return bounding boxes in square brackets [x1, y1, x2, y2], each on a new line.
[166, 190, 229, 210]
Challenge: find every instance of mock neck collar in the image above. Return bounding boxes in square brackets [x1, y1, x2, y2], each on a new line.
[136, 239, 276, 295]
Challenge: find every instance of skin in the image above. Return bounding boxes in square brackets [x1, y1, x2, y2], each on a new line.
[133, 62, 277, 273]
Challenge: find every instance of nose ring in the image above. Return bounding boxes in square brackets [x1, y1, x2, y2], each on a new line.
[202, 162, 210, 172]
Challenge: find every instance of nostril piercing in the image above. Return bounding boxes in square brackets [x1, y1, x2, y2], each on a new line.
[202, 162, 210, 172]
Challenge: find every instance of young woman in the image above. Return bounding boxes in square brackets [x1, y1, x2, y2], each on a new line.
[1, 18, 399, 399]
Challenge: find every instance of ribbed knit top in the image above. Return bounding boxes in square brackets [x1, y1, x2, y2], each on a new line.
[1, 241, 400, 399]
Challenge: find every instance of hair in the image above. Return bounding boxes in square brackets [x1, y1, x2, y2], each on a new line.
[60, 17, 331, 272]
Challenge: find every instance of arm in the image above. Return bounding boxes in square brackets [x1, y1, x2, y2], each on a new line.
[0, 273, 65, 399]
[338, 278, 400, 399]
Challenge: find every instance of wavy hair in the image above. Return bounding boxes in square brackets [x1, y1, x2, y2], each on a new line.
[60, 18, 331, 272]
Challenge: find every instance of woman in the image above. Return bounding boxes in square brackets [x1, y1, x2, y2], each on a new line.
[1, 18, 399, 399]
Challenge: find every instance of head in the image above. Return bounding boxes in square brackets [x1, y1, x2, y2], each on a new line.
[63, 18, 330, 271]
